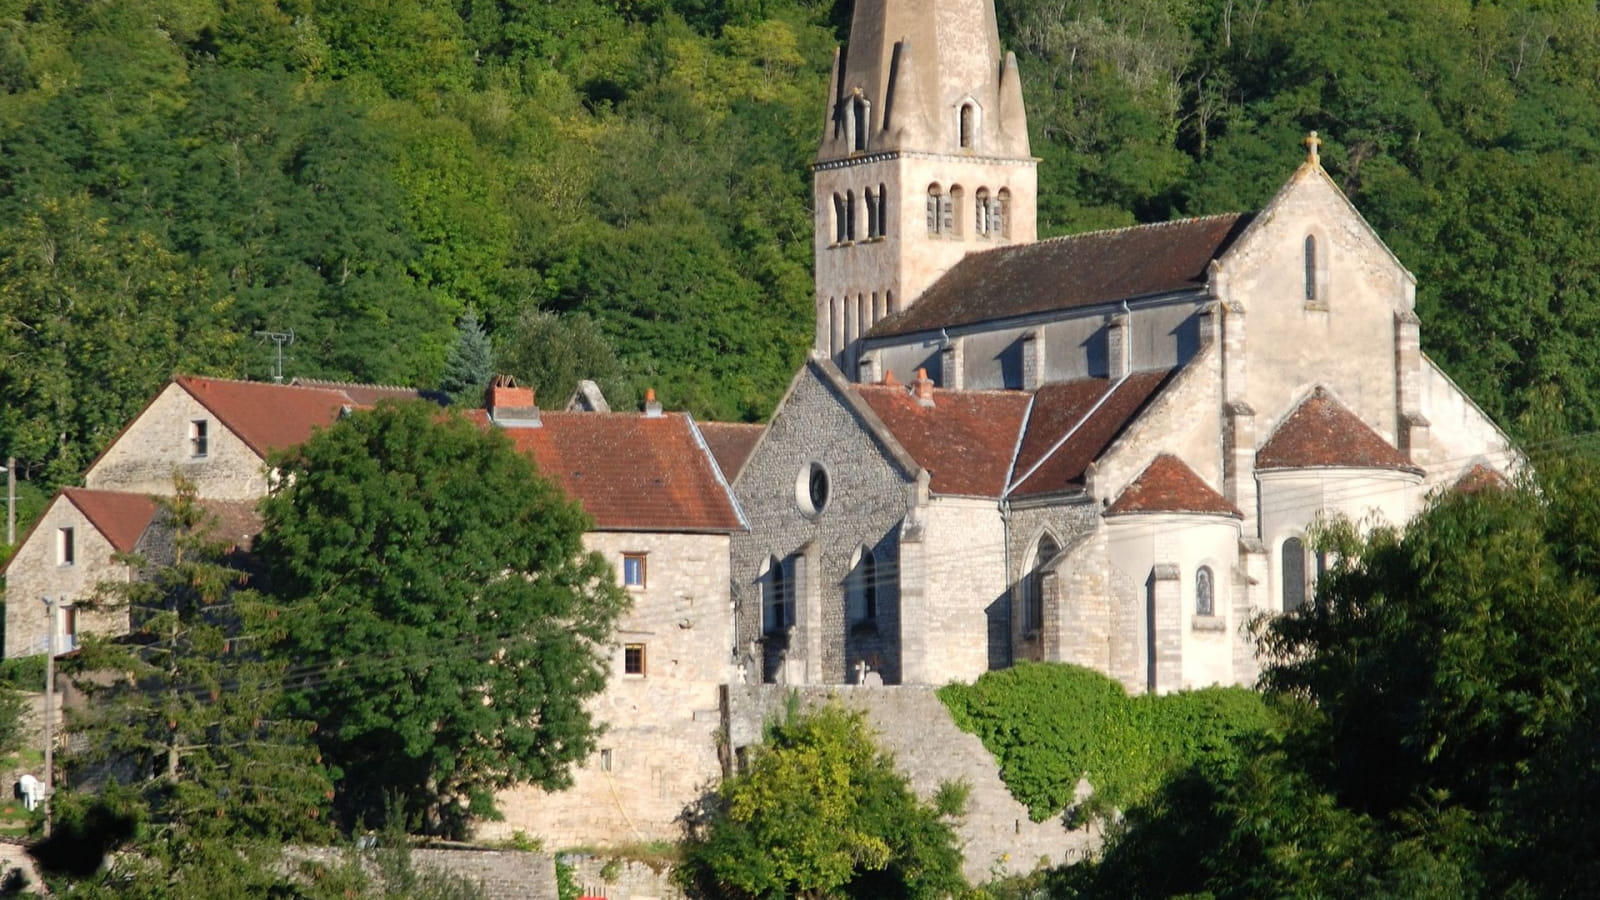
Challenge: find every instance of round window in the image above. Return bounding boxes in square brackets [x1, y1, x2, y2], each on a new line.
[796, 462, 831, 517]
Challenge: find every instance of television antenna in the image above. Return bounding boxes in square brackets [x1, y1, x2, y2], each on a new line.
[255, 330, 295, 383]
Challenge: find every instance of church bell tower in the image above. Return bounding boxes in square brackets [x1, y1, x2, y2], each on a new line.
[813, 0, 1037, 374]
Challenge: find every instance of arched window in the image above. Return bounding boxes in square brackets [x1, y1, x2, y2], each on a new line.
[975, 188, 992, 236]
[853, 96, 870, 152]
[947, 185, 963, 236]
[865, 187, 878, 238]
[848, 547, 878, 622]
[1024, 534, 1059, 635]
[1282, 537, 1307, 612]
[927, 184, 943, 234]
[846, 190, 857, 241]
[765, 556, 791, 634]
[1304, 234, 1318, 302]
[886, 290, 896, 315]
[877, 183, 888, 237]
[833, 193, 847, 244]
[996, 188, 1011, 238]
[1195, 566, 1215, 617]
[959, 103, 974, 148]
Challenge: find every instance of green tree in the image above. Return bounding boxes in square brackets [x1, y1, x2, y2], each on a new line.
[678, 702, 966, 900]
[48, 477, 331, 889]
[492, 309, 635, 412]
[439, 307, 493, 404]
[255, 400, 629, 837]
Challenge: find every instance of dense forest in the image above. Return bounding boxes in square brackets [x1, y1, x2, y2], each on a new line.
[4, 0, 1600, 488]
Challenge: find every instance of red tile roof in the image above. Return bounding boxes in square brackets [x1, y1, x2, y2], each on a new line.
[1008, 369, 1175, 498]
[697, 422, 765, 481]
[1105, 454, 1241, 518]
[489, 412, 744, 533]
[196, 500, 264, 551]
[177, 376, 438, 458]
[868, 214, 1251, 338]
[1257, 388, 1422, 474]
[1453, 464, 1510, 495]
[853, 385, 1032, 496]
[289, 378, 446, 407]
[61, 489, 160, 553]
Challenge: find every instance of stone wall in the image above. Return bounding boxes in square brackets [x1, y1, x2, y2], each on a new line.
[3, 495, 133, 658]
[565, 855, 683, 900]
[485, 532, 732, 848]
[85, 383, 269, 500]
[725, 684, 1100, 885]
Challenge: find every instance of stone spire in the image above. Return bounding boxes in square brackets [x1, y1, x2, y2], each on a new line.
[818, 0, 1029, 161]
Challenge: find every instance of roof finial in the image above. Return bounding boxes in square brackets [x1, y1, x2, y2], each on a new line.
[1304, 130, 1321, 167]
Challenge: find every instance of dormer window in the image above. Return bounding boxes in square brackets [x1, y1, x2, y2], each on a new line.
[190, 419, 209, 457]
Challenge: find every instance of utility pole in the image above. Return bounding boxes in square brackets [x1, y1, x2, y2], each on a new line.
[41, 596, 55, 838]
[4, 456, 14, 546]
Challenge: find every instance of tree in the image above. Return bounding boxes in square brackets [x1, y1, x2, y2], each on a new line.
[492, 308, 635, 412]
[49, 477, 332, 889]
[438, 307, 492, 404]
[678, 702, 966, 900]
[255, 400, 628, 837]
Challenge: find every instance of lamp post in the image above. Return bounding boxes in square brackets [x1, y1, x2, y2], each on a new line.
[2, 456, 13, 545]
[41, 595, 55, 838]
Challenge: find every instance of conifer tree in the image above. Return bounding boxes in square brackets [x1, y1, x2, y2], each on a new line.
[438, 308, 492, 404]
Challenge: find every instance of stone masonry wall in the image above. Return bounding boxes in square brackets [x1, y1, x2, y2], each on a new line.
[4, 496, 132, 658]
[85, 383, 269, 500]
[486, 532, 731, 848]
[725, 684, 1101, 885]
[731, 364, 916, 685]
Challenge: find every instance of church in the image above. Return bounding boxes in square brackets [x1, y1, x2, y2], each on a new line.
[726, 0, 1515, 694]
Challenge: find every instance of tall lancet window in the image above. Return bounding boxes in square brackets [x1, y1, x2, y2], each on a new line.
[877, 184, 888, 237]
[1282, 537, 1307, 612]
[846, 190, 857, 240]
[959, 103, 974, 148]
[833, 193, 847, 243]
[975, 188, 992, 236]
[1304, 234, 1318, 302]
[927, 185, 943, 234]
[853, 96, 870, 152]
[997, 188, 1012, 238]
[865, 187, 878, 238]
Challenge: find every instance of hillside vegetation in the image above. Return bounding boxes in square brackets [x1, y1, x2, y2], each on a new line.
[5, 0, 1600, 488]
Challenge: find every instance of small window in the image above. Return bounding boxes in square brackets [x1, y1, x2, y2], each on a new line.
[623, 553, 646, 588]
[1282, 537, 1307, 612]
[1304, 235, 1318, 302]
[57, 527, 75, 566]
[846, 190, 857, 241]
[849, 547, 878, 622]
[945, 186, 961, 236]
[926, 185, 942, 234]
[834, 193, 847, 243]
[1024, 534, 1058, 634]
[599, 748, 613, 772]
[959, 103, 974, 148]
[996, 188, 1011, 238]
[190, 419, 209, 457]
[876, 184, 888, 237]
[624, 643, 646, 676]
[865, 187, 879, 238]
[1195, 566, 1215, 617]
[975, 188, 992, 236]
[853, 96, 869, 152]
[764, 556, 790, 634]
[62, 605, 77, 642]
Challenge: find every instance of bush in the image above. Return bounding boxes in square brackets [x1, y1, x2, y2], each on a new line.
[939, 663, 1278, 820]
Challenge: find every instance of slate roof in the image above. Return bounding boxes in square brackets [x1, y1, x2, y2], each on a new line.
[1105, 454, 1242, 518]
[697, 422, 765, 481]
[854, 386, 1033, 496]
[1257, 388, 1422, 474]
[176, 376, 433, 458]
[851, 368, 1174, 499]
[488, 412, 745, 533]
[867, 214, 1251, 338]
[60, 489, 160, 553]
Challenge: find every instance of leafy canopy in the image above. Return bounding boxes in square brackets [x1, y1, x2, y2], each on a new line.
[255, 400, 629, 837]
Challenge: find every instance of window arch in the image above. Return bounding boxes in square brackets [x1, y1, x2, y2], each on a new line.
[959, 103, 974, 148]
[1282, 537, 1307, 612]
[848, 546, 878, 622]
[1195, 566, 1216, 617]
[947, 185, 963, 236]
[765, 556, 792, 634]
[1024, 533, 1059, 635]
[975, 187, 992, 236]
[926, 184, 943, 234]
[1303, 234, 1318, 302]
[996, 188, 1011, 238]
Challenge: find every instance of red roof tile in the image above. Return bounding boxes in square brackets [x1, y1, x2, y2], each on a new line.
[1105, 454, 1241, 518]
[61, 489, 160, 553]
[868, 214, 1251, 338]
[289, 378, 446, 407]
[1009, 369, 1175, 498]
[491, 412, 744, 533]
[177, 377, 355, 458]
[853, 385, 1032, 497]
[697, 422, 765, 481]
[1453, 464, 1510, 495]
[1257, 388, 1421, 474]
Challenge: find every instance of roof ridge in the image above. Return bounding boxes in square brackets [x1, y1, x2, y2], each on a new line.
[1028, 212, 1246, 247]
[290, 377, 422, 392]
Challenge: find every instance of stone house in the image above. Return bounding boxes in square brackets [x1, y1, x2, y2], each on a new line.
[729, 0, 1517, 695]
[475, 382, 753, 847]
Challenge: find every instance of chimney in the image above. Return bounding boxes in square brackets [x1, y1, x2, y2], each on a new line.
[644, 387, 664, 418]
[883, 370, 899, 386]
[486, 375, 540, 427]
[913, 368, 935, 407]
